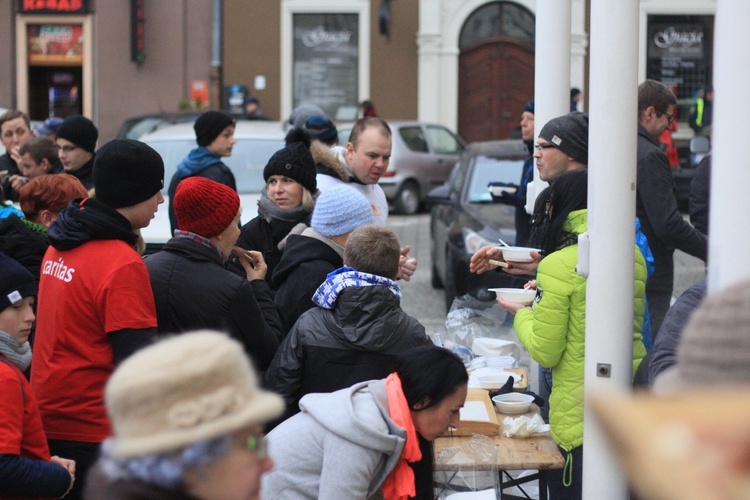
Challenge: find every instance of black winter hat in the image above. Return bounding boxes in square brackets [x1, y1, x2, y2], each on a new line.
[194, 111, 235, 147]
[94, 139, 165, 209]
[0, 253, 36, 313]
[538, 111, 589, 165]
[56, 115, 98, 153]
[264, 130, 317, 192]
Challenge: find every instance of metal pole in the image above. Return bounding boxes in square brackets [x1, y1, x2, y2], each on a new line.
[525, 0, 571, 215]
[707, 0, 750, 292]
[210, 0, 223, 110]
[583, 0, 639, 497]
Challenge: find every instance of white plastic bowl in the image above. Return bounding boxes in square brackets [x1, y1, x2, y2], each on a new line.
[492, 393, 535, 414]
[499, 246, 540, 263]
[488, 288, 535, 306]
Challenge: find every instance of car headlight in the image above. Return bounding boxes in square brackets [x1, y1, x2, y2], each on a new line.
[463, 228, 495, 255]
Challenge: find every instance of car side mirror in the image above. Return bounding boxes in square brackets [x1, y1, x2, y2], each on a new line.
[426, 185, 451, 207]
[689, 135, 710, 155]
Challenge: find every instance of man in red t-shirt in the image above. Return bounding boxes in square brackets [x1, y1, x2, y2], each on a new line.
[31, 139, 165, 499]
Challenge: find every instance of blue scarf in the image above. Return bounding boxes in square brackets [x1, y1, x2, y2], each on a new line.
[176, 147, 222, 179]
[312, 266, 401, 310]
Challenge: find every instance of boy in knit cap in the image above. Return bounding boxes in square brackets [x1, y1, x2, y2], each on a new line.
[30, 139, 164, 500]
[146, 176, 283, 371]
[0, 253, 76, 498]
[167, 110, 237, 233]
[266, 224, 431, 421]
[55, 114, 99, 190]
[273, 184, 375, 334]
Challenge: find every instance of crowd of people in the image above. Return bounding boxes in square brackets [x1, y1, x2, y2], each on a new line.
[0, 77, 722, 499]
[0, 105, 450, 499]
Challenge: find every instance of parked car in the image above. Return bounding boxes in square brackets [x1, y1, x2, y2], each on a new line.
[337, 121, 466, 214]
[139, 120, 287, 252]
[428, 140, 529, 311]
[116, 111, 205, 140]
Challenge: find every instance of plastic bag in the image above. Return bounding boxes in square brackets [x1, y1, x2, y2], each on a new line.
[434, 434, 500, 498]
[445, 294, 510, 347]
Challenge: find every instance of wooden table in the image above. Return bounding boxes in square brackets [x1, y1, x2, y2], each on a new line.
[434, 405, 564, 500]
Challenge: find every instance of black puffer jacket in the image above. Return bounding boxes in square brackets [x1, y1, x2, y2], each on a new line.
[272, 232, 343, 333]
[0, 214, 49, 284]
[636, 126, 707, 293]
[265, 285, 430, 417]
[145, 237, 283, 370]
[227, 213, 307, 289]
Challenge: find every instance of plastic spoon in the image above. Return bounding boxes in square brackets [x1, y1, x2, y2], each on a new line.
[497, 238, 511, 248]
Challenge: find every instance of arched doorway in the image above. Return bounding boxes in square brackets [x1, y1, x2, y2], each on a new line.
[458, 2, 535, 142]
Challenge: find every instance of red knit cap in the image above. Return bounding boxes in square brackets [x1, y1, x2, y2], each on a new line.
[174, 177, 240, 237]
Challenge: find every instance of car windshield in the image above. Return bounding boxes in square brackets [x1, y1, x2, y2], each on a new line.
[146, 138, 285, 194]
[467, 155, 525, 202]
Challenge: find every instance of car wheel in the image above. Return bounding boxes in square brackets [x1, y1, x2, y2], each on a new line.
[444, 249, 457, 312]
[394, 181, 421, 215]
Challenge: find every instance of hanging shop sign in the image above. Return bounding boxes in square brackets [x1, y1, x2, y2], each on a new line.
[18, 0, 90, 14]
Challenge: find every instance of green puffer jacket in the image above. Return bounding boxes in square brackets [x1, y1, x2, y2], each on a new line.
[514, 209, 647, 451]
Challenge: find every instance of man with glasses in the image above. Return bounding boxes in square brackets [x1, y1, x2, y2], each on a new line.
[636, 79, 706, 338]
[55, 115, 98, 190]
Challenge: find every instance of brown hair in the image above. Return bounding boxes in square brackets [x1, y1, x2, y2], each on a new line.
[18, 135, 59, 166]
[0, 109, 31, 129]
[19, 174, 88, 220]
[344, 224, 400, 280]
[347, 117, 391, 149]
[638, 80, 677, 117]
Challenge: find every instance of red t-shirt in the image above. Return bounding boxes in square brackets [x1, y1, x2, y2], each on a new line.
[30, 240, 157, 442]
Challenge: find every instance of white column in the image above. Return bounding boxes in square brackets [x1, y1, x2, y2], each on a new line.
[525, 0, 571, 214]
[583, 0, 639, 498]
[707, 0, 750, 293]
[417, 0, 443, 123]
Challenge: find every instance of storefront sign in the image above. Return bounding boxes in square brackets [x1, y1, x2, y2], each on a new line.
[293, 14, 359, 120]
[131, 0, 145, 62]
[646, 15, 713, 117]
[18, 0, 90, 14]
[27, 24, 83, 65]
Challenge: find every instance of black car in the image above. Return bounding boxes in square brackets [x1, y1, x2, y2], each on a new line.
[429, 140, 530, 311]
[673, 135, 710, 210]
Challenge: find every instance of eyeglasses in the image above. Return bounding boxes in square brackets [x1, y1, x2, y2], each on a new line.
[57, 145, 79, 153]
[535, 143, 556, 152]
[245, 433, 267, 458]
[656, 109, 674, 125]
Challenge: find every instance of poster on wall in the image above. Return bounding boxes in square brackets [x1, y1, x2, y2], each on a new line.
[293, 14, 359, 121]
[646, 16, 713, 117]
[27, 24, 84, 66]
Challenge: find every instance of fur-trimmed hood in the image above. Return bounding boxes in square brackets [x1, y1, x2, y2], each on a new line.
[312, 141, 351, 182]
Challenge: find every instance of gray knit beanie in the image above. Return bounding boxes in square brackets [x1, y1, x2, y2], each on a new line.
[538, 112, 589, 165]
[311, 185, 374, 237]
[289, 105, 326, 129]
[654, 279, 750, 393]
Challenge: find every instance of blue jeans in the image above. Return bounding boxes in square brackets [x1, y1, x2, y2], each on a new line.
[538, 365, 553, 423]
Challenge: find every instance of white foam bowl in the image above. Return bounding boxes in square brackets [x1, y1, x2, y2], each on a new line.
[488, 288, 535, 305]
[499, 246, 540, 263]
[492, 393, 535, 414]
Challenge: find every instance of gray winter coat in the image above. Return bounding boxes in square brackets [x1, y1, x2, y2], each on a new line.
[262, 379, 405, 500]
